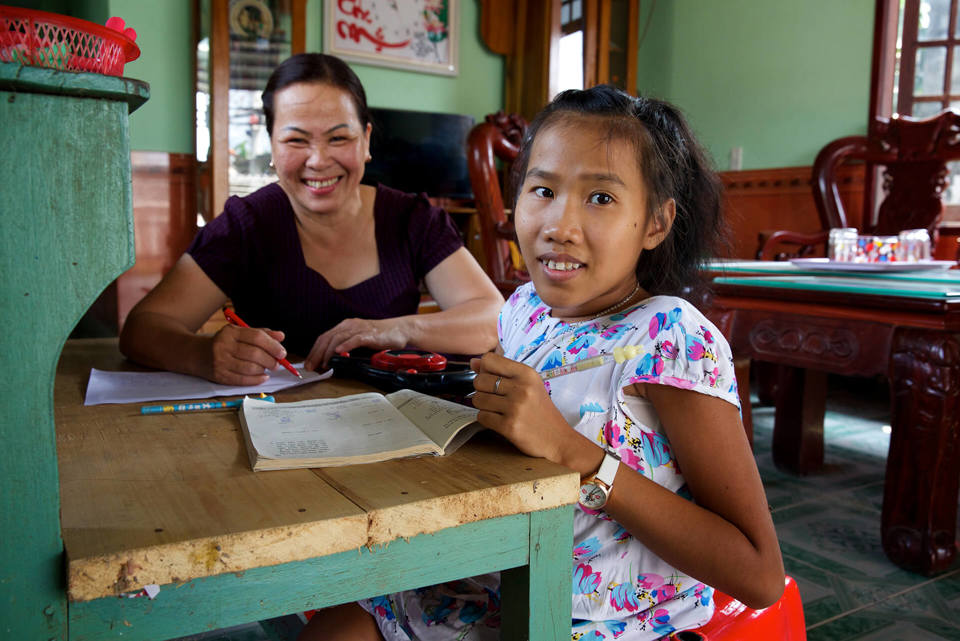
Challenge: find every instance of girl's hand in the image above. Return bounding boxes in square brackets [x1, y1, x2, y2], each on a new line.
[305, 317, 409, 371]
[209, 323, 288, 385]
[469, 352, 589, 467]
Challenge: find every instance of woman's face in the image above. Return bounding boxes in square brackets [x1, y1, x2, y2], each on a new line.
[270, 82, 371, 219]
[514, 117, 672, 319]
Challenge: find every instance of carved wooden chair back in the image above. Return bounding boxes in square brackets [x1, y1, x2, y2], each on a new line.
[466, 111, 530, 296]
[760, 110, 960, 259]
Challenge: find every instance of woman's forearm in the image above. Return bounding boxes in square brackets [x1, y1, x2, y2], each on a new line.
[415, 247, 504, 355]
[398, 297, 501, 355]
[119, 311, 214, 379]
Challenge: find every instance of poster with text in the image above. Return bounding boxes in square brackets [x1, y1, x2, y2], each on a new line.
[325, 0, 457, 76]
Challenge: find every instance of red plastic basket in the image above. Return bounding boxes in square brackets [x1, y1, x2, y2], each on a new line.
[0, 6, 139, 76]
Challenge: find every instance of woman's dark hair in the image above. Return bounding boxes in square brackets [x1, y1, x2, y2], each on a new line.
[262, 53, 371, 136]
[510, 85, 728, 300]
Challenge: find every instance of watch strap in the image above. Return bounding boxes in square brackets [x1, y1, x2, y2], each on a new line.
[594, 451, 620, 488]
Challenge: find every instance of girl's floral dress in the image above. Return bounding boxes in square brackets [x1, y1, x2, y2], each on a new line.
[361, 282, 742, 640]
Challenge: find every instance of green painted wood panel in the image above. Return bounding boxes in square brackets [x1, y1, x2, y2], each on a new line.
[501, 507, 575, 641]
[69, 507, 574, 641]
[0, 63, 147, 640]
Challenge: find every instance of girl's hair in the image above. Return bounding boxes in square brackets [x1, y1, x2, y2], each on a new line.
[261, 53, 371, 137]
[511, 85, 727, 299]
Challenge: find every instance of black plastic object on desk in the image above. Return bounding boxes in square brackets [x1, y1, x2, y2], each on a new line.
[329, 348, 477, 397]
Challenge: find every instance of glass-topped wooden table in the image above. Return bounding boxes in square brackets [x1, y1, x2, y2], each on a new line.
[705, 260, 960, 575]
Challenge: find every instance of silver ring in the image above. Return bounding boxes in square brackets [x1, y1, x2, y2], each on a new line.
[493, 376, 502, 394]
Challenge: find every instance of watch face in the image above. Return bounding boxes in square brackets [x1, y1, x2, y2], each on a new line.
[579, 482, 608, 509]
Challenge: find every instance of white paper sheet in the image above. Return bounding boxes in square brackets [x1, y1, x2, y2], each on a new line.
[84, 363, 331, 405]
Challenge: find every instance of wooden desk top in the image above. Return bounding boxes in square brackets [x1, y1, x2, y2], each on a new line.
[56, 339, 578, 602]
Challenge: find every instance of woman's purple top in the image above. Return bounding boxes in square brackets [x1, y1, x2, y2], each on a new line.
[187, 182, 463, 356]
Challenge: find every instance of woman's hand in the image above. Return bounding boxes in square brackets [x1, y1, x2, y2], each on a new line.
[469, 352, 600, 473]
[208, 324, 289, 385]
[305, 317, 409, 371]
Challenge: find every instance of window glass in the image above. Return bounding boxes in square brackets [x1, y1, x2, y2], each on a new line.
[919, 0, 951, 40]
[944, 99, 960, 205]
[559, 0, 585, 93]
[227, 0, 293, 198]
[895, 0, 960, 220]
[197, 36, 210, 164]
[558, 31, 584, 92]
[944, 161, 960, 205]
[914, 45, 947, 95]
[952, 45, 960, 91]
[912, 100, 945, 116]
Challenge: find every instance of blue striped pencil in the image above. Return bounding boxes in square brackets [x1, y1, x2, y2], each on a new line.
[140, 394, 274, 414]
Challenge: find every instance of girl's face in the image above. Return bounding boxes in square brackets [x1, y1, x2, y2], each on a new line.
[270, 82, 371, 219]
[514, 117, 673, 320]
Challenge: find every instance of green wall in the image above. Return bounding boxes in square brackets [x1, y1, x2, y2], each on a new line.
[9, 0, 873, 169]
[636, 0, 875, 170]
[22, 0, 502, 153]
[7, 0, 195, 153]
[108, 0, 195, 153]
[306, 0, 503, 118]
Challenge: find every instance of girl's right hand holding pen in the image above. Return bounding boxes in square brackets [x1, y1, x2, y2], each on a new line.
[469, 352, 605, 478]
[210, 322, 290, 386]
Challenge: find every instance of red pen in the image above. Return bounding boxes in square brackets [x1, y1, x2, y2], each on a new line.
[222, 306, 302, 379]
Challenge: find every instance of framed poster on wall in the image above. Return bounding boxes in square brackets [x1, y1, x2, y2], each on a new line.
[324, 0, 457, 76]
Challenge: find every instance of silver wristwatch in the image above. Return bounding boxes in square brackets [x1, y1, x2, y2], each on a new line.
[578, 451, 620, 509]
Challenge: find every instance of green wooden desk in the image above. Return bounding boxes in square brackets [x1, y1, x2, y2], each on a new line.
[56, 340, 578, 640]
[0, 63, 578, 639]
[707, 264, 960, 575]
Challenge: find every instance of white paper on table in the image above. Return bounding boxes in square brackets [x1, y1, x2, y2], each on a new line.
[84, 363, 331, 405]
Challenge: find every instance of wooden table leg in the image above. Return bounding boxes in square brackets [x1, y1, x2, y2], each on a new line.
[883, 329, 960, 575]
[771, 365, 828, 474]
[501, 506, 574, 641]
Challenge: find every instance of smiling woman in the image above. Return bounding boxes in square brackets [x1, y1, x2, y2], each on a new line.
[119, 53, 503, 386]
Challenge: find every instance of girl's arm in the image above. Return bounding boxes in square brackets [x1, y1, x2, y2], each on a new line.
[119, 254, 290, 385]
[470, 352, 784, 609]
[304, 247, 503, 369]
[603, 383, 784, 608]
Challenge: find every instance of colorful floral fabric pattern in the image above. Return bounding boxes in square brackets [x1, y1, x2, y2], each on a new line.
[360, 283, 740, 640]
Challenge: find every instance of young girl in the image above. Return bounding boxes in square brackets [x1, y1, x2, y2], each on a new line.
[301, 86, 784, 641]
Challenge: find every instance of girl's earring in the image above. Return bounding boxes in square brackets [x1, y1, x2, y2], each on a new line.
[268, 159, 275, 171]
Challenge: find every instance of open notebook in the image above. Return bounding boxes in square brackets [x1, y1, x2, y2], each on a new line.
[239, 389, 482, 470]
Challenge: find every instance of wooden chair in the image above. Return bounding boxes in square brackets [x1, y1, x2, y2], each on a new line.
[753, 111, 960, 471]
[759, 110, 960, 260]
[466, 111, 530, 297]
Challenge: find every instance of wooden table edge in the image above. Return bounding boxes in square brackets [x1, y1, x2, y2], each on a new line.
[365, 473, 580, 546]
[66, 515, 369, 602]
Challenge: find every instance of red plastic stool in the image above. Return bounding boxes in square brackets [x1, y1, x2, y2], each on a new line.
[668, 575, 806, 640]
